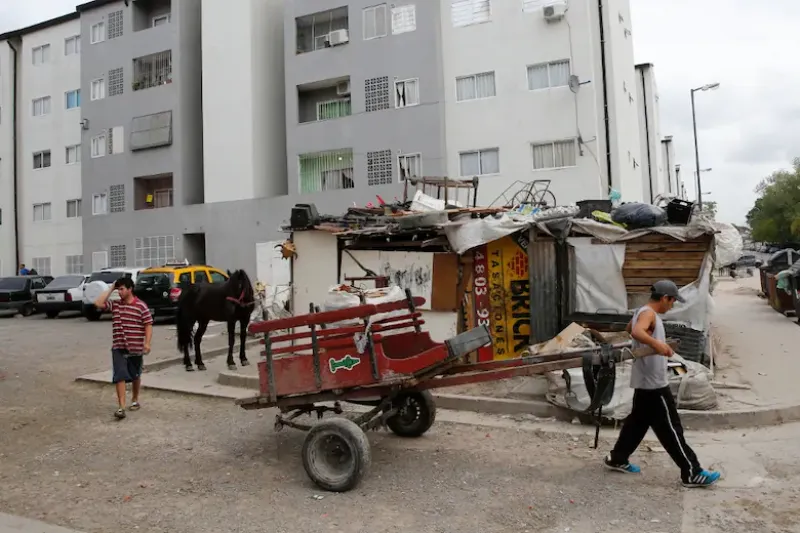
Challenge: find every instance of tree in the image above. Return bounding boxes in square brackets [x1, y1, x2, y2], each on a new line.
[746, 158, 800, 244]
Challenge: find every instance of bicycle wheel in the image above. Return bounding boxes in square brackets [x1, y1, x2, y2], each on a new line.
[531, 189, 557, 208]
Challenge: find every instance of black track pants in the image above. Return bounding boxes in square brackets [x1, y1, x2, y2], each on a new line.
[610, 387, 702, 478]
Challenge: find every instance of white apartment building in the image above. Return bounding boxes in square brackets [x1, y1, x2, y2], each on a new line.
[0, 13, 84, 277]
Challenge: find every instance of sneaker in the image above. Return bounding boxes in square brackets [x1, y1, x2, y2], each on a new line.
[604, 455, 641, 474]
[114, 408, 126, 420]
[682, 470, 720, 488]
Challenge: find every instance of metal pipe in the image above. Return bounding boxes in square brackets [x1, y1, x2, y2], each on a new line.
[691, 89, 702, 209]
[597, 0, 613, 194]
[8, 40, 21, 271]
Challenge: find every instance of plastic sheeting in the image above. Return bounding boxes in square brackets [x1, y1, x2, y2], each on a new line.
[568, 237, 628, 313]
[662, 252, 715, 332]
[710, 221, 743, 267]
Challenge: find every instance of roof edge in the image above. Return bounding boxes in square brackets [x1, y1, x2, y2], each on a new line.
[77, 0, 126, 13]
[0, 12, 80, 42]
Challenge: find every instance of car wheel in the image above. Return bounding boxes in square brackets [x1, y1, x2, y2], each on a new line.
[20, 303, 34, 317]
[45, 311, 59, 319]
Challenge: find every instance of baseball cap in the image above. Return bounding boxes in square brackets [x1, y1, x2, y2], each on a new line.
[651, 280, 685, 302]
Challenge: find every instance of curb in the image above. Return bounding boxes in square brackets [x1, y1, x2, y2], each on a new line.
[212, 371, 800, 430]
[143, 339, 261, 372]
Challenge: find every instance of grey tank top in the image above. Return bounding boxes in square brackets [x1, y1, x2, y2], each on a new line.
[629, 306, 668, 390]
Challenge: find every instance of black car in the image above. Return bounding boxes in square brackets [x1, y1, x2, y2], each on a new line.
[133, 271, 191, 319]
[35, 275, 88, 318]
[0, 275, 53, 316]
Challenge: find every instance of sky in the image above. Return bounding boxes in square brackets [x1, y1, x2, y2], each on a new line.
[2, 0, 798, 225]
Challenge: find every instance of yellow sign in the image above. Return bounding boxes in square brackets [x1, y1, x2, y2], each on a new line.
[485, 233, 530, 360]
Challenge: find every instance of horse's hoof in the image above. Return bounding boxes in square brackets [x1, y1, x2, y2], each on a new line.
[197, 364, 207, 371]
[241, 360, 250, 367]
[185, 365, 195, 372]
[227, 364, 237, 371]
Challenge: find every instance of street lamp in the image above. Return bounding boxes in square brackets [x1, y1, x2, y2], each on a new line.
[691, 83, 720, 210]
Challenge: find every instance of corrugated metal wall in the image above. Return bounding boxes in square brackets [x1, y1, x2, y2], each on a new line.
[528, 229, 560, 343]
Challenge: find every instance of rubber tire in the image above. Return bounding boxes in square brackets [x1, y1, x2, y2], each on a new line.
[302, 418, 371, 493]
[45, 311, 59, 319]
[386, 390, 437, 438]
[83, 306, 101, 321]
[20, 304, 34, 317]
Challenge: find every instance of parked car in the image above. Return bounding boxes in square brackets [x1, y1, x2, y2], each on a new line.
[134, 262, 229, 319]
[81, 267, 145, 321]
[35, 275, 89, 318]
[0, 275, 52, 316]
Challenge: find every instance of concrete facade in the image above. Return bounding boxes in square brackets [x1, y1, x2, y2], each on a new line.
[0, 15, 83, 277]
[77, 0, 204, 271]
[635, 62, 668, 202]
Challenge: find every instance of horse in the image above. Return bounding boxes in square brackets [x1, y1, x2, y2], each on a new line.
[176, 269, 255, 372]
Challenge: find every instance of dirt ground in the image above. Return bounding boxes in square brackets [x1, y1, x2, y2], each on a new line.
[2, 302, 800, 532]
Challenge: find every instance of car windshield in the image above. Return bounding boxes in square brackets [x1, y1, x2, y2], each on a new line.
[0, 278, 26, 290]
[45, 275, 86, 289]
[135, 273, 172, 288]
[88, 271, 125, 284]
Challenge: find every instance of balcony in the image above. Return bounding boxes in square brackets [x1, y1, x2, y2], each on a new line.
[133, 50, 172, 91]
[298, 76, 351, 124]
[299, 149, 354, 193]
[132, 0, 172, 32]
[134, 174, 174, 210]
[296, 7, 349, 55]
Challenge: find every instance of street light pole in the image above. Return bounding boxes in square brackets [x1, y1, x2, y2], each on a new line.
[690, 82, 720, 212]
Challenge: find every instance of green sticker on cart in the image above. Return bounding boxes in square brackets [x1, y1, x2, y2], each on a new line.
[329, 354, 361, 373]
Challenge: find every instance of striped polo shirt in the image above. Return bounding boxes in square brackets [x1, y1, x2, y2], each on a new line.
[105, 297, 153, 354]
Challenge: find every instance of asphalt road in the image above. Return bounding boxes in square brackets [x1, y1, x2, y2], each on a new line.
[1, 311, 799, 533]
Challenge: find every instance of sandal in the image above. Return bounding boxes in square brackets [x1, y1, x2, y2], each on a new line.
[129, 402, 141, 411]
[114, 408, 126, 420]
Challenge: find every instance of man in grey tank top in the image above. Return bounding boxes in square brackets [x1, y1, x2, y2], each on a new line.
[604, 280, 720, 488]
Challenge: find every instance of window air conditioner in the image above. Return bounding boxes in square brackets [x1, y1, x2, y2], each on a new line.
[328, 29, 350, 46]
[336, 80, 351, 96]
[543, 1, 567, 22]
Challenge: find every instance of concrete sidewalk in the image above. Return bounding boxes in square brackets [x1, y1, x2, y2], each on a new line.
[0, 513, 83, 533]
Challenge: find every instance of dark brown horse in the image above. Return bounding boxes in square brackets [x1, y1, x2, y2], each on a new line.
[176, 269, 255, 371]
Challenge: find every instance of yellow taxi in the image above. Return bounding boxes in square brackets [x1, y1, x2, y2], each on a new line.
[133, 261, 229, 318]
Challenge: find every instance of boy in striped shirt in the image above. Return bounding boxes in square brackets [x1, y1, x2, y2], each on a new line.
[94, 277, 153, 419]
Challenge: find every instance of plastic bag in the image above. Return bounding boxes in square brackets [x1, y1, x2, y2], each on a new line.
[611, 202, 667, 229]
[322, 285, 407, 327]
[710, 221, 743, 267]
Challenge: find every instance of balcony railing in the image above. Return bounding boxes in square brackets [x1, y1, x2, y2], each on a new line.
[299, 149, 354, 193]
[133, 50, 172, 91]
[316, 98, 351, 121]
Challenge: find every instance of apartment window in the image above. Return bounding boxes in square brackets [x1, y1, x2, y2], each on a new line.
[365, 76, 390, 112]
[522, 0, 549, 12]
[153, 189, 173, 208]
[32, 257, 52, 276]
[456, 72, 495, 101]
[133, 50, 172, 91]
[109, 184, 125, 213]
[395, 78, 419, 108]
[32, 96, 51, 117]
[391, 5, 417, 34]
[32, 44, 50, 65]
[33, 203, 52, 222]
[460, 148, 499, 176]
[299, 149, 355, 193]
[33, 150, 51, 170]
[65, 35, 81, 55]
[316, 99, 352, 121]
[91, 22, 105, 44]
[109, 245, 127, 268]
[108, 11, 124, 39]
[367, 149, 393, 186]
[66, 145, 81, 164]
[527, 60, 570, 90]
[363, 4, 388, 40]
[107, 126, 124, 155]
[131, 111, 172, 150]
[532, 140, 577, 169]
[66, 199, 82, 218]
[134, 236, 175, 268]
[65, 89, 81, 109]
[91, 78, 106, 100]
[65, 255, 84, 275]
[451, 0, 491, 27]
[92, 193, 108, 215]
[91, 133, 106, 158]
[108, 68, 124, 96]
[92, 251, 108, 271]
[153, 14, 171, 26]
[398, 153, 421, 181]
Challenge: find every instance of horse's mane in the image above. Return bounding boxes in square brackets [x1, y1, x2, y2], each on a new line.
[230, 269, 254, 301]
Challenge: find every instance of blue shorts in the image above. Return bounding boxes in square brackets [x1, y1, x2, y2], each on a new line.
[111, 349, 144, 384]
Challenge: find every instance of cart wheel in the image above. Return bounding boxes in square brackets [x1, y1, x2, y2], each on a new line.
[386, 390, 436, 438]
[302, 418, 371, 492]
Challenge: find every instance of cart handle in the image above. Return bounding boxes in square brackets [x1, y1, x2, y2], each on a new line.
[249, 296, 426, 334]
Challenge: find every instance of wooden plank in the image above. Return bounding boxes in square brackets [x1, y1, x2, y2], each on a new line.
[625, 277, 698, 287]
[431, 253, 460, 312]
[625, 251, 707, 262]
[625, 242, 710, 252]
[592, 234, 711, 245]
[624, 258, 705, 269]
[623, 268, 701, 278]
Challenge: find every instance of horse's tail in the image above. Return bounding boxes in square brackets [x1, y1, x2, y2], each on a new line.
[176, 292, 193, 354]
